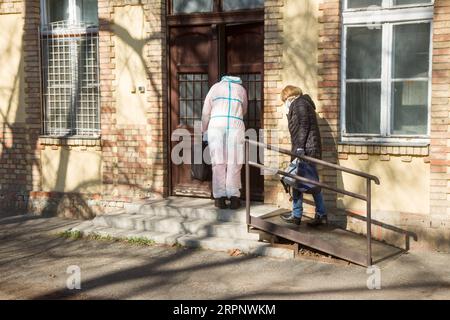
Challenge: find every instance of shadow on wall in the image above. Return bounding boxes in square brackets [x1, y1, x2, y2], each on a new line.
[0, 3, 167, 219]
[0, 5, 36, 218]
[279, 1, 339, 222]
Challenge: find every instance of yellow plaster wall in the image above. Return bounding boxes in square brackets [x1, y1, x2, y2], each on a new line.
[41, 147, 102, 193]
[282, 0, 319, 101]
[113, 5, 149, 126]
[337, 155, 430, 215]
[0, 13, 25, 125]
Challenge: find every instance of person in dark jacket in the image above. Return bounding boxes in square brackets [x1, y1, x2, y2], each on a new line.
[280, 85, 326, 226]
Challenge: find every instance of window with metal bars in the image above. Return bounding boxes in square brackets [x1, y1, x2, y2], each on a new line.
[40, 0, 100, 137]
[341, 0, 434, 144]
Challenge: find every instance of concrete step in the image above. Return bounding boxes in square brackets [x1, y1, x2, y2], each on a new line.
[123, 197, 279, 223]
[177, 234, 294, 259]
[65, 197, 294, 260]
[71, 221, 183, 246]
[69, 222, 294, 259]
[92, 213, 261, 241]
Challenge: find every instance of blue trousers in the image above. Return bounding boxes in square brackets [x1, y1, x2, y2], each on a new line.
[292, 188, 326, 219]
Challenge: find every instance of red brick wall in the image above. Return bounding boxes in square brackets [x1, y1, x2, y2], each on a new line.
[430, 0, 450, 221]
[263, 0, 286, 204]
[0, 0, 41, 215]
[317, 0, 341, 217]
[98, 0, 168, 205]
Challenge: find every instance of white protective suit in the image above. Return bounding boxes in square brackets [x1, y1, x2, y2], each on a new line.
[202, 76, 248, 199]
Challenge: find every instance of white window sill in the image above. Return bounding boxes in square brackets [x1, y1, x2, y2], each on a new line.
[340, 136, 429, 147]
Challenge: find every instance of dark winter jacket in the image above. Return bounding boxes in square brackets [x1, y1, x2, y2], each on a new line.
[287, 94, 322, 160]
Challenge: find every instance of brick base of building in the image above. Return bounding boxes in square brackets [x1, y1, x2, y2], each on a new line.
[0, 191, 163, 220]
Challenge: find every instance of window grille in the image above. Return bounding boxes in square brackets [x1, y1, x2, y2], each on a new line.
[178, 73, 209, 127]
[239, 73, 262, 130]
[40, 22, 100, 137]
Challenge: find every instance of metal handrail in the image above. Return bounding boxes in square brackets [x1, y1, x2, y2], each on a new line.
[247, 139, 380, 185]
[245, 139, 379, 266]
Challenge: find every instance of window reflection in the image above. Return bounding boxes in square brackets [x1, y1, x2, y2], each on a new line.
[172, 0, 213, 14]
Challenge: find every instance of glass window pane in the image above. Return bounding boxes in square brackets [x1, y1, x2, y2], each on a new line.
[194, 101, 202, 120]
[223, 0, 264, 11]
[347, 0, 382, 9]
[46, 0, 70, 23]
[346, 27, 382, 79]
[202, 81, 209, 98]
[180, 101, 186, 124]
[194, 81, 202, 99]
[172, 0, 213, 14]
[393, 23, 430, 79]
[346, 82, 381, 134]
[76, 0, 98, 26]
[392, 81, 428, 135]
[186, 101, 193, 119]
[393, 0, 432, 6]
[186, 82, 193, 98]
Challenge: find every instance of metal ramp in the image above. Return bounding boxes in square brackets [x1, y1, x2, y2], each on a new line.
[251, 213, 405, 266]
[244, 139, 409, 267]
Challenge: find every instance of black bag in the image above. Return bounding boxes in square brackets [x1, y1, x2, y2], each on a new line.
[191, 140, 212, 181]
[280, 157, 321, 195]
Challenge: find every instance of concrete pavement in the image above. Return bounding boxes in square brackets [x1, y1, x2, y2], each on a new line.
[0, 215, 449, 299]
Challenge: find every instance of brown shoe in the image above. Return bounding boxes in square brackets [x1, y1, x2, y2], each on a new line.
[229, 197, 241, 210]
[214, 197, 227, 209]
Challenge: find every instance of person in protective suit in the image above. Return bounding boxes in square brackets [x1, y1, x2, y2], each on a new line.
[202, 76, 248, 209]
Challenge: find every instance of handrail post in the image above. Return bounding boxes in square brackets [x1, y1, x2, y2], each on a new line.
[245, 139, 250, 226]
[366, 178, 373, 267]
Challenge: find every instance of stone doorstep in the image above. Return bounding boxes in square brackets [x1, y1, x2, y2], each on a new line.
[65, 197, 295, 259]
[70, 222, 294, 260]
[122, 196, 285, 223]
[92, 213, 261, 241]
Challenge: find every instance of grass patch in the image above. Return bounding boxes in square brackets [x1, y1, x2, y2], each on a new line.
[87, 233, 117, 242]
[58, 230, 82, 240]
[124, 237, 156, 246]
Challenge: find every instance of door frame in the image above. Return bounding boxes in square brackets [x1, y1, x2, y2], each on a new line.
[165, 3, 264, 197]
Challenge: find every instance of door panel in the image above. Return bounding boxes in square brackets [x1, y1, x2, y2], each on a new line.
[169, 22, 264, 199]
[170, 26, 214, 197]
[226, 23, 264, 200]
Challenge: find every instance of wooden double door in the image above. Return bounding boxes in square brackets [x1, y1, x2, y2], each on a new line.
[169, 22, 264, 200]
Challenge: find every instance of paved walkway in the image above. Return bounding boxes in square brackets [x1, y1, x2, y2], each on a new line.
[0, 215, 449, 299]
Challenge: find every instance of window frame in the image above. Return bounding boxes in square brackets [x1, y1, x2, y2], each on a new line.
[344, 0, 434, 11]
[39, 0, 100, 138]
[340, 0, 434, 145]
[168, 0, 264, 15]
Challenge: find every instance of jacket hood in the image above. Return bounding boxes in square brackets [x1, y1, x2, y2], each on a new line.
[299, 94, 316, 110]
[221, 76, 242, 84]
